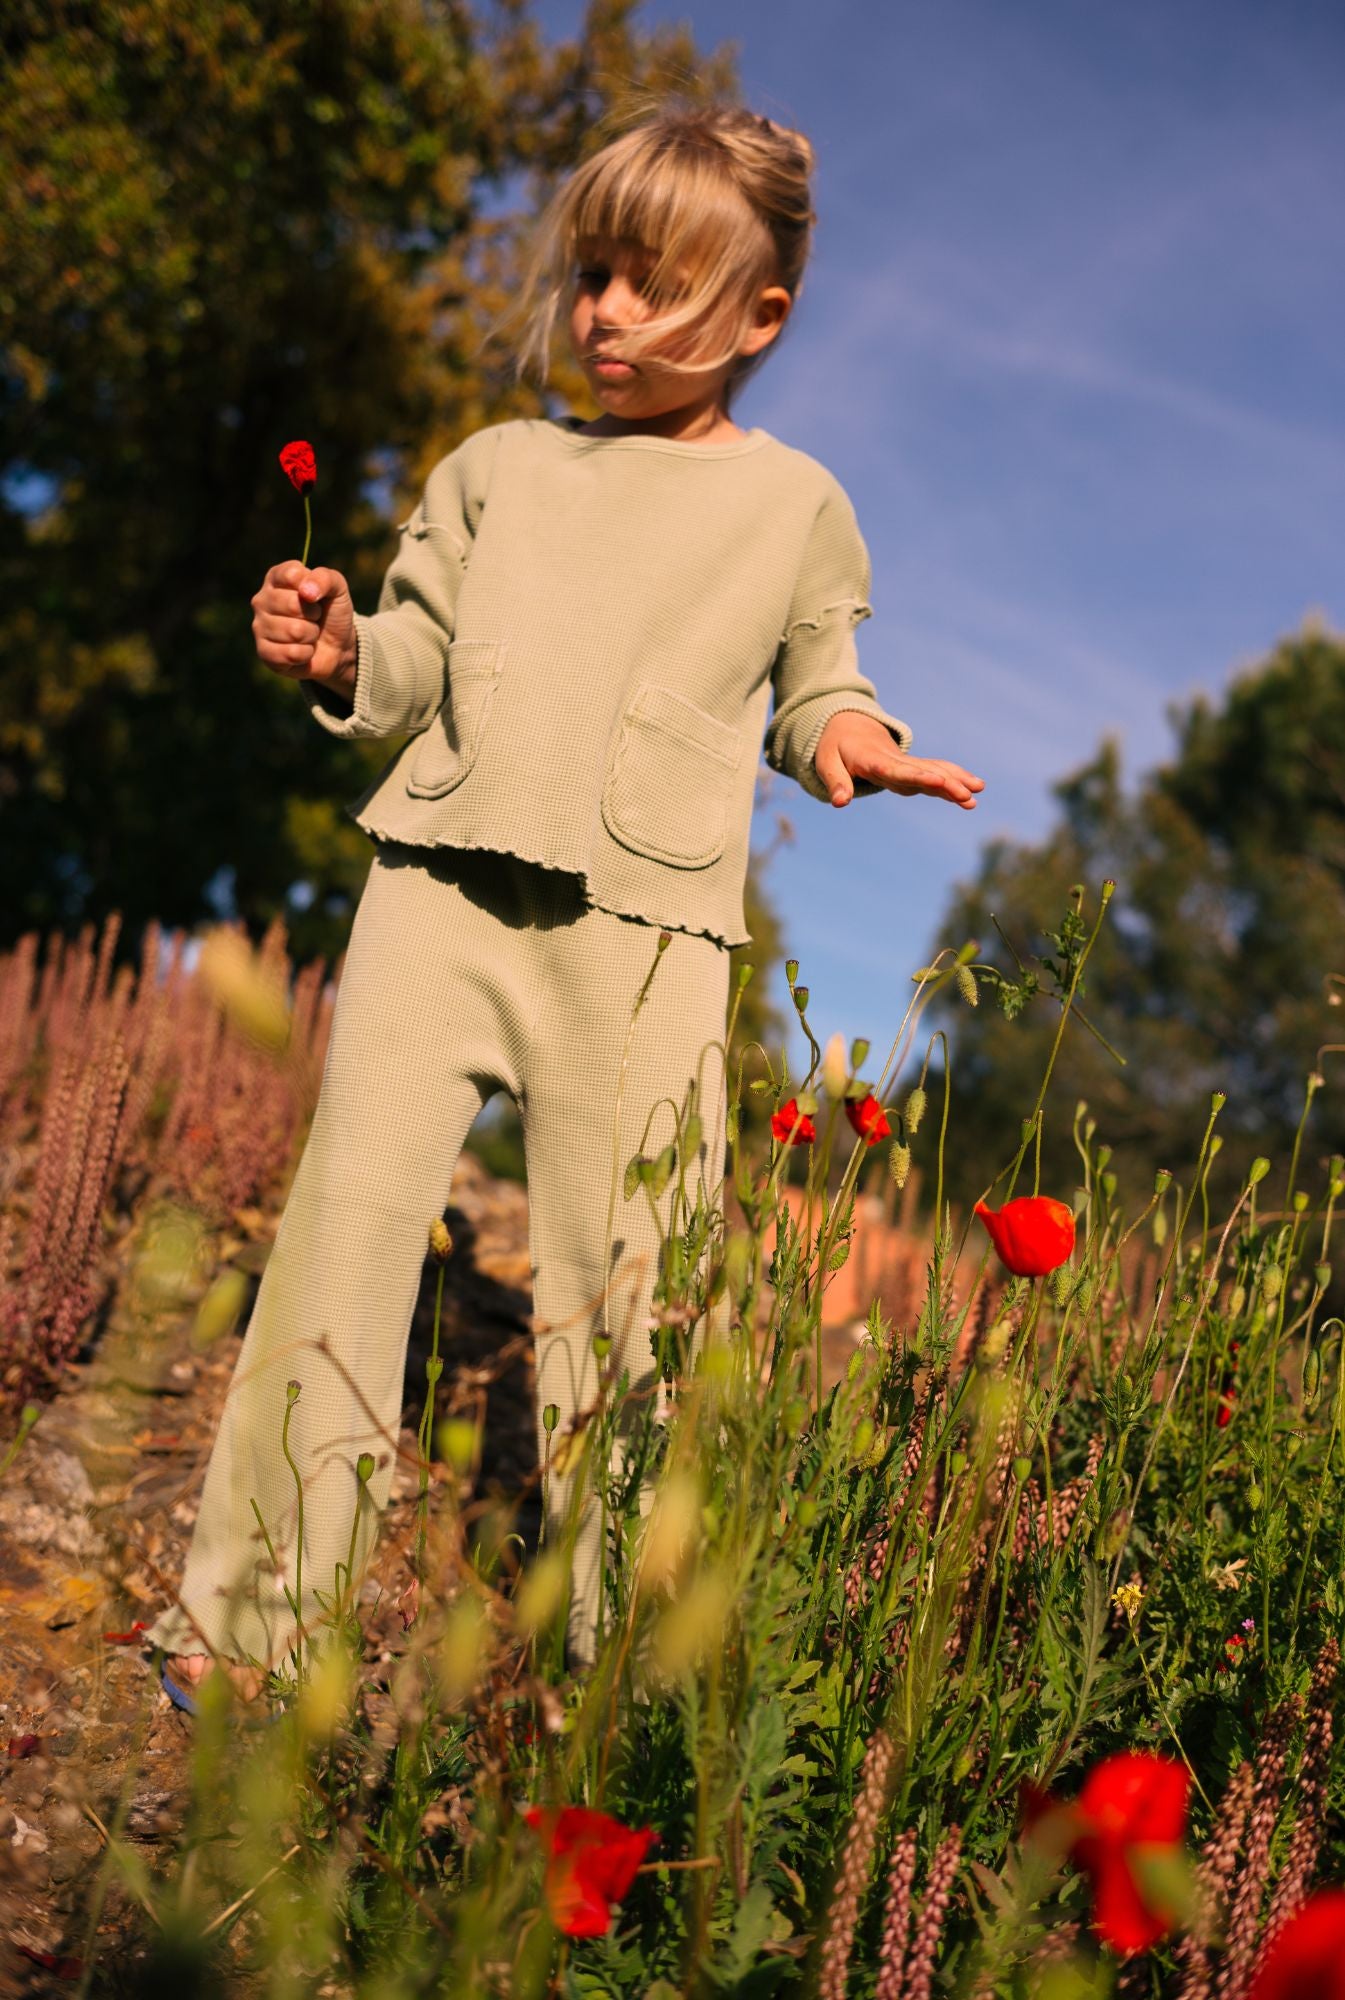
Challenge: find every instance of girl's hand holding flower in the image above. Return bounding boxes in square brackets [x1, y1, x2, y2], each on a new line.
[813, 711, 984, 811]
[252, 558, 358, 695]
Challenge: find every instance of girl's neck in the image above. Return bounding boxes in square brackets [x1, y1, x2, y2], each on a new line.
[571, 411, 745, 446]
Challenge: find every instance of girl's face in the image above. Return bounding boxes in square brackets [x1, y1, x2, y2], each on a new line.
[567, 231, 789, 433]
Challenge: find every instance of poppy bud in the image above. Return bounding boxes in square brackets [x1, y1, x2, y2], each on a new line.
[1294, 1190, 1309, 1213]
[822, 1032, 848, 1101]
[1012, 1457, 1032, 1484]
[542, 1403, 560, 1435]
[1262, 1267, 1283, 1304]
[905, 1086, 927, 1134]
[889, 1140, 911, 1188]
[1154, 1168, 1172, 1195]
[1303, 1347, 1323, 1412]
[955, 964, 978, 1007]
[1228, 1284, 1246, 1316]
[1315, 1265, 1332, 1292]
[593, 1332, 612, 1361]
[428, 1219, 453, 1263]
[356, 1452, 375, 1483]
[850, 1038, 869, 1069]
[1248, 1157, 1270, 1186]
[736, 961, 755, 988]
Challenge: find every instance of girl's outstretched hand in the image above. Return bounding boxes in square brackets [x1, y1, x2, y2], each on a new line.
[813, 712, 985, 810]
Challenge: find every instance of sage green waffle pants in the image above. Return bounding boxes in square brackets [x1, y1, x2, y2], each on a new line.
[144, 841, 730, 1671]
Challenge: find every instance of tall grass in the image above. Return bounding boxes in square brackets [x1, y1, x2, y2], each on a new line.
[4, 883, 1343, 1997]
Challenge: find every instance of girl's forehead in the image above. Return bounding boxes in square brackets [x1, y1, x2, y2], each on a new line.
[574, 231, 657, 262]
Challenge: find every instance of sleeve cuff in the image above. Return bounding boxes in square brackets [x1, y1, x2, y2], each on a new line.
[796, 697, 913, 803]
[298, 618, 377, 739]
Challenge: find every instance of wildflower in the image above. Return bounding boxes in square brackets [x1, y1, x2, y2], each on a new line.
[974, 1195, 1076, 1277]
[1210, 1557, 1248, 1591]
[523, 1805, 656, 1938]
[771, 1097, 816, 1146]
[1246, 1889, 1345, 2000]
[102, 1619, 150, 1645]
[428, 1218, 453, 1264]
[1113, 1581, 1144, 1622]
[1073, 1753, 1190, 1953]
[1216, 1340, 1241, 1429]
[278, 439, 317, 494]
[845, 1092, 892, 1147]
[279, 439, 317, 565]
[1025, 1751, 1191, 1956]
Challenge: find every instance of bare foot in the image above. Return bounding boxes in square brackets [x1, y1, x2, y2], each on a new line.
[165, 1652, 267, 1703]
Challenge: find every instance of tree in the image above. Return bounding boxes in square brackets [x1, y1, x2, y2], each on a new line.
[926, 623, 1345, 1219]
[0, 0, 741, 962]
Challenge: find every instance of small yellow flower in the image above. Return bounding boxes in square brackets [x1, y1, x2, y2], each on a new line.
[1113, 1580, 1144, 1621]
[428, 1218, 453, 1264]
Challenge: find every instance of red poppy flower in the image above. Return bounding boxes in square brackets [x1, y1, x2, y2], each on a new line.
[1216, 1340, 1240, 1428]
[771, 1097, 816, 1146]
[975, 1195, 1076, 1277]
[102, 1620, 150, 1645]
[1247, 1890, 1345, 2000]
[523, 1805, 656, 1938]
[1070, 1752, 1190, 1954]
[278, 439, 317, 494]
[844, 1092, 892, 1147]
[7, 1734, 42, 1758]
[15, 1945, 83, 1980]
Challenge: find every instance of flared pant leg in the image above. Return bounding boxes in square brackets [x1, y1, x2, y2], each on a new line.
[144, 842, 730, 1673]
[517, 883, 730, 1663]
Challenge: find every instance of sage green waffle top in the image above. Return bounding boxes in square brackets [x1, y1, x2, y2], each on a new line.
[301, 415, 912, 950]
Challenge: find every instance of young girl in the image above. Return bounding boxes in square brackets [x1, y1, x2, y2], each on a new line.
[145, 101, 983, 1704]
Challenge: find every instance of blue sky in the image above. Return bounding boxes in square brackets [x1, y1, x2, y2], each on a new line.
[526, 0, 1345, 1082]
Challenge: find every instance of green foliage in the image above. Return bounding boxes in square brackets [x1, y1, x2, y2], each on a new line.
[0, 0, 741, 956]
[84, 881, 1345, 1996]
[928, 626, 1345, 1225]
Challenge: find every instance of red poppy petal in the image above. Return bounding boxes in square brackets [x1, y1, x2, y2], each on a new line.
[102, 1620, 150, 1645]
[1078, 1753, 1189, 1847]
[1247, 1891, 1345, 2000]
[1086, 1843, 1176, 1954]
[545, 1852, 613, 1937]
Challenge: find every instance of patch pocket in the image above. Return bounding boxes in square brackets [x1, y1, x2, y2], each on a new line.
[405, 640, 506, 798]
[601, 682, 743, 870]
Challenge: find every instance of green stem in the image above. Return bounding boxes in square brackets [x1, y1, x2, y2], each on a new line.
[301, 493, 312, 568]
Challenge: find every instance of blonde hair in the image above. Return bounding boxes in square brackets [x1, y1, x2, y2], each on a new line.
[497, 96, 818, 413]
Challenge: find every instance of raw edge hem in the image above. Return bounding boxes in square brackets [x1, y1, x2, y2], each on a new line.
[350, 816, 750, 953]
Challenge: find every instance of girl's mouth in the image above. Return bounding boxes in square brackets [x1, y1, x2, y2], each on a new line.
[591, 357, 636, 377]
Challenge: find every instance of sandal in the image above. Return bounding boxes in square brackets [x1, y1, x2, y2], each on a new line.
[150, 1644, 289, 1723]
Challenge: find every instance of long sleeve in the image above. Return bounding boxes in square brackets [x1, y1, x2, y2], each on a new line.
[300, 429, 498, 741]
[762, 476, 912, 803]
